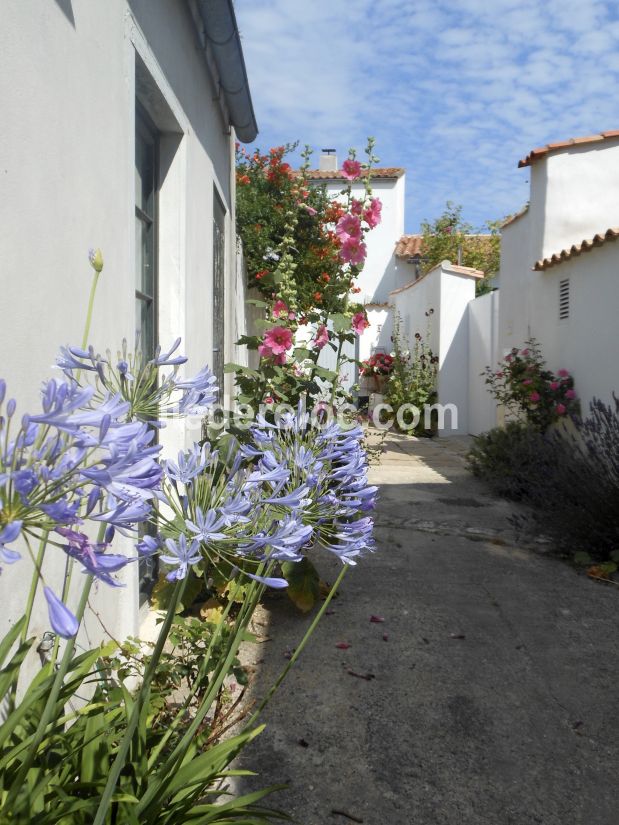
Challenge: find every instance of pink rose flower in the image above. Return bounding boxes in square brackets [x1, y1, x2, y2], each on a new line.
[340, 238, 367, 266]
[335, 213, 362, 244]
[261, 326, 293, 357]
[550, 381, 559, 390]
[272, 299, 288, 318]
[363, 197, 382, 228]
[555, 403, 566, 415]
[312, 324, 329, 350]
[558, 369, 569, 378]
[529, 391, 541, 403]
[352, 312, 369, 335]
[341, 159, 362, 180]
[565, 389, 577, 400]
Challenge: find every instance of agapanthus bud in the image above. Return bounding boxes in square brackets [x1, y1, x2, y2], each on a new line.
[88, 248, 104, 273]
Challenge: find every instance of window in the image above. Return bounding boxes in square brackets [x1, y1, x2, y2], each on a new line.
[559, 277, 570, 320]
[212, 188, 226, 391]
[135, 104, 158, 359]
[135, 103, 159, 601]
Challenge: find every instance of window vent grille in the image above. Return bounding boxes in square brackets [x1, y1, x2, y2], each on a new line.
[559, 278, 570, 320]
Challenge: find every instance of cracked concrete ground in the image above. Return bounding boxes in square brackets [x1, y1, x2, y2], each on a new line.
[237, 432, 619, 825]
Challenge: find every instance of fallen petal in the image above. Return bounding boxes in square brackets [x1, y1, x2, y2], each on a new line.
[369, 615, 385, 623]
[335, 642, 351, 650]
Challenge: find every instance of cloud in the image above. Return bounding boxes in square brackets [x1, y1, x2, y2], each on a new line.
[235, 0, 619, 231]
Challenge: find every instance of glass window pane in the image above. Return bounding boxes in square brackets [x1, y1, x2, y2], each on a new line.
[135, 127, 155, 217]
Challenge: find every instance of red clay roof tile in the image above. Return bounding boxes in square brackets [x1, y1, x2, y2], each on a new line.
[533, 227, 619, 270]
[303, 167, 405, 180]
[519, 131, 619, 168]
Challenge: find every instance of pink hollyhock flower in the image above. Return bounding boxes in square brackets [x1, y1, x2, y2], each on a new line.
[505, 355, 513, 362]
[522, 378, 533, 386]
[264, 396, 274, 404]
[336, 213, 362, 244]
[495, 371, 504, 378]
[352, 312, 369, 335]
[363, 197, 382, 228]
[341, 159, 362, 180]
[350, 198, 363, 216]
[304, 205, 317, 216]
[272, 299, 288, 318]
[340, 238, 367, 265]
[565, 388, 577, 400]
[558, 369, 569, 378]
[313, 324, 329, 350]
[555, 403, 566, 415]
[521, 348, 530, 356]
[261, 326, 293, 356]
[550, 381, 559, 390]
[274, 352, 287, 365]
[529, 391, 541, 403]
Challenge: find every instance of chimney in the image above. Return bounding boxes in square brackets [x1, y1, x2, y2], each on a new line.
[319, 148, 338, 172]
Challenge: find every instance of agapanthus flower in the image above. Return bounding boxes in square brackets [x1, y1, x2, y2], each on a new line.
[0, 521, 22, 566]
[152, 338, 188, 367]
[165, 444, 209, 485]
[160, 534, 202, 581]
[186, 507, 227, 543]
[44, 586, 79, 639]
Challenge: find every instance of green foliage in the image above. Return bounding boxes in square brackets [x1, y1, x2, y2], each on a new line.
[482, 338, 579, 432]
[385, 313, 438, 433]
[419, 201, 501, 296]
[281, 558, 321, 613]
[0, 586, 288, 823]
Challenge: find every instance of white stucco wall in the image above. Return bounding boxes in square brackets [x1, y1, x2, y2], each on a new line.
[390, 262, 479, 435]
[468, 290, 500, 435]
[526, 243, 619, 412]
[0, 1, 242, 650]
[318, 174, 407, 303]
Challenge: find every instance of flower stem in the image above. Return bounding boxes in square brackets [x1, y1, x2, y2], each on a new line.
[20, 530, 49, 644]
[245, 563, 349, 726]
[92, 576, 187, 825]
[81, 271, 100, 351]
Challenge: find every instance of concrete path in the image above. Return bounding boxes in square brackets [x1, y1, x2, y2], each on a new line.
[238, 433, 619, 825]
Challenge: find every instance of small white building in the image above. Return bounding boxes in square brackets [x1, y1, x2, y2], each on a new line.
[500, 131, 619, 411]
[0, 1, 257, 647]
[389, 260, 485, 435]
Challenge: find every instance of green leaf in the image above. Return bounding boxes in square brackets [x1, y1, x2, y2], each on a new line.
[313, 366, 338, 382]
[292, 347, 311, 361]
[151, 571, 202, 613]
[331, 313, 350, 333]
[245, 298, 268, 308]
[281, 558, 320, 613]
[573, 551, 592, 566]
[0, 616, 26, 667]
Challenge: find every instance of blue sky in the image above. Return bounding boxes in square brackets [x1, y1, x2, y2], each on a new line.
[234, 0, 619, 234]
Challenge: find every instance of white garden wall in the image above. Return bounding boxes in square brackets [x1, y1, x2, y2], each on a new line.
[468, 291, 500, 434]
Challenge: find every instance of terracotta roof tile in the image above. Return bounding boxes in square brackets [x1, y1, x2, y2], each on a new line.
[533, 227, 619, 270]
[303, 167, 405, 180]
[518, 130, 619, 168]
[446, 263, 485, 277]
[394, 234, 423, 258]
[501, 204, 529, 228]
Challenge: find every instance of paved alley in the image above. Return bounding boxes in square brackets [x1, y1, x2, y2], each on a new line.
[239, 433, 619, 825]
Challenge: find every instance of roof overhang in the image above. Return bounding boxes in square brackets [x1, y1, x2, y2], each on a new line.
[190, 0, 258, 143]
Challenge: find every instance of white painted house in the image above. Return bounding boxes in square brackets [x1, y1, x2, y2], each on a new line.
[0, 1, 257, 648]
[499, 131, 619, 411]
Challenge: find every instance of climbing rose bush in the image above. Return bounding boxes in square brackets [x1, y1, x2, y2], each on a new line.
[483, 338, 579, 431]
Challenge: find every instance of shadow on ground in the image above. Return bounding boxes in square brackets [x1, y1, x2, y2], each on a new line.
[235, 434, 619, 825]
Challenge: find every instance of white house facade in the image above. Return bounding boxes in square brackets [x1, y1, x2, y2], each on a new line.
[0, 0, 257, 650]
[499, 131, 619, 412]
